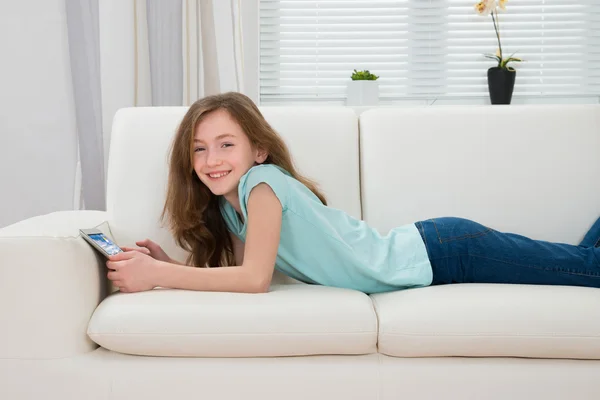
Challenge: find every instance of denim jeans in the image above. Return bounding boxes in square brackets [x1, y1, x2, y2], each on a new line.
[415, 217, 600, 287]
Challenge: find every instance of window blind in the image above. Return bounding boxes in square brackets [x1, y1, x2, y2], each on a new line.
[259, 0, 600, 104]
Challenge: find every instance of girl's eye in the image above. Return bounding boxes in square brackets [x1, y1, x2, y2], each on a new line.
[194, 143, 232, 152]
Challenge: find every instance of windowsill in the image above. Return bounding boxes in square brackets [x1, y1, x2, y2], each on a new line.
[259, 95, 600, 113]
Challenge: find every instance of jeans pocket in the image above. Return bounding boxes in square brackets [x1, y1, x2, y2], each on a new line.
[431, 217, 492, 243]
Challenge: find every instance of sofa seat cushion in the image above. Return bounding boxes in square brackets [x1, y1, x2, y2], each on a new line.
[87, 283, 377, 357]
[372, 283, 600, 359]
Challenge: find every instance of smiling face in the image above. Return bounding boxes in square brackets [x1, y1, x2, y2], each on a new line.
[193, 109, 267, 208]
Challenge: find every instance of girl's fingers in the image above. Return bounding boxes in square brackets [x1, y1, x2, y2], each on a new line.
[122, 246, 151, 255]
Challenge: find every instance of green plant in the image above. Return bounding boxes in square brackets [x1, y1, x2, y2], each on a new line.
[351, 69, 379, 81]
[474, 0, 522, 71]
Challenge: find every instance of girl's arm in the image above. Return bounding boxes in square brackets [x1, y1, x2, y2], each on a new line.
[152, 183, 281, 293]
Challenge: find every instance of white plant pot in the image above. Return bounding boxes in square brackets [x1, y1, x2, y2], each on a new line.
[346, 80, 379, 106]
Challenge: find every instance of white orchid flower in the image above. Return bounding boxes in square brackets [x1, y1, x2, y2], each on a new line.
[474, 0, 497, 16]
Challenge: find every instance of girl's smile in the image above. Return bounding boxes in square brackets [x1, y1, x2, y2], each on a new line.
[206, 170, 231, 180]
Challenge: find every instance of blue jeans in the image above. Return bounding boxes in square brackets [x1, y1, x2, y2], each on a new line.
[415, 217, 600, 287]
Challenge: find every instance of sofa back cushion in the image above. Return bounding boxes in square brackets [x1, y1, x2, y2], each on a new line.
[359, 105, 600, 244]
[105, 106, 360, 262]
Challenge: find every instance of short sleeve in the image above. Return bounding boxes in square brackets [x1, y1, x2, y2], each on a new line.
[240, 164, 289, 218]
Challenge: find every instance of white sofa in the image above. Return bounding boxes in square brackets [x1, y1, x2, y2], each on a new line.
[1, 104, 600, 400]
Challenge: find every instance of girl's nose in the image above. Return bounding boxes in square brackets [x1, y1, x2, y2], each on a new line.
[206, 151, 222, 166]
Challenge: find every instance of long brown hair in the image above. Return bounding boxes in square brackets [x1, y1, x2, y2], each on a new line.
[160, 92, 327, 268]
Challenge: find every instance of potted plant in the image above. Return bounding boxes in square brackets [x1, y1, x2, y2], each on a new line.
[346, 69, 380, 106]
[475, 0, 523, 104]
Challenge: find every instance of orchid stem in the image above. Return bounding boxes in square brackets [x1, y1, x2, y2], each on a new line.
[491, 11, 503, 67]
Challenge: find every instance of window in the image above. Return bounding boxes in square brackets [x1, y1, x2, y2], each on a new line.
[259, 0, 600, 104]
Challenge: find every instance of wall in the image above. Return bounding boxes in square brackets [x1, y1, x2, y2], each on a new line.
[0, 1, 78, 228]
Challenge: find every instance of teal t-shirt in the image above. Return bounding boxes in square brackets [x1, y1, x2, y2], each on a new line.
[219, 164, 432, 294]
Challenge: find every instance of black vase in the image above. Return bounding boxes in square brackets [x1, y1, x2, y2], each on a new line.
[487, 67, 516, 105]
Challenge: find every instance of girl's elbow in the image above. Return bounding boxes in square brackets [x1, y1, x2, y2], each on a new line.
[240, 264, 273, 293]
[247, 273, 272, 293]
[252, 277, 272, 293]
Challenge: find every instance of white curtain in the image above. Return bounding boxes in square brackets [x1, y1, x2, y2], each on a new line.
[146, 0, 184, 106]
[70, 0, 245, 210]
[65, 0, 106, 211]
[182, 0, 245, 105]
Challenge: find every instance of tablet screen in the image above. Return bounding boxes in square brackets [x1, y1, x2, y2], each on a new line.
[89, 233, 122, 255]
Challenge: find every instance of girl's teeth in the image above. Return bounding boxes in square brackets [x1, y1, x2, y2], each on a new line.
[209, 171, 230, 178]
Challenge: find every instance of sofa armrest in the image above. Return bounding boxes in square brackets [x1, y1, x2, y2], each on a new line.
[0, 211, 114, 359]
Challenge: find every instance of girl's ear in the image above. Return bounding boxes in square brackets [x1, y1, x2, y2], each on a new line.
[255, 148, 268, 164]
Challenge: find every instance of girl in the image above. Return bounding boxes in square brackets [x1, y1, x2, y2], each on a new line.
[106, 92, 600, 294]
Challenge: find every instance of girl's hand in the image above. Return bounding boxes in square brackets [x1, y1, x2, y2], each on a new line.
[106, 251, 161, 293]
[121, 238, 173, 264]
